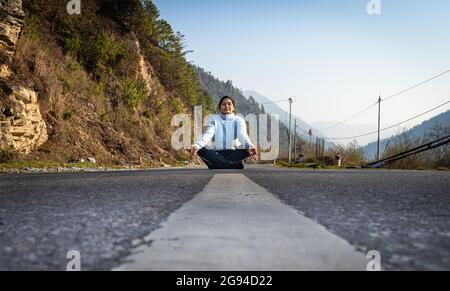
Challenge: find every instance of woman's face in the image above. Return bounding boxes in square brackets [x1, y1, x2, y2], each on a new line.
[220, 98, 235, 115]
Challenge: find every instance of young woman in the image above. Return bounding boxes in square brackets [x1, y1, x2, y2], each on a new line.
[191, 96, 258, 169]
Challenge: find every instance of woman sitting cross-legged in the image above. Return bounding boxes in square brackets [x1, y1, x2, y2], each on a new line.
[191, 96, 258, 170]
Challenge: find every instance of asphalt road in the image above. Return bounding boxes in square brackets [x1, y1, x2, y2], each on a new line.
[245, 167, 450, 270]
[0, 165, 449, 270]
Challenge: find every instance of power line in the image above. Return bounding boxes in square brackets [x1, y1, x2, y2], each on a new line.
[319, 69, 450, 132]
[261, 99, 291, 105]
[326, 99, 450, 141]
[320, 101, 378, 131]
[382, 69, 450, 103]
[296, 125, 310, 134]
[260, 98, 290, 126]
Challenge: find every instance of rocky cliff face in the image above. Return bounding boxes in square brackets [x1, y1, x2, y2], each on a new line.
[0, 0, 24, 59]
[0, 0, 24, 78]
[0, 82, 48, 154]
[0, 0, 211, 165]
[0, 0, 48, 154]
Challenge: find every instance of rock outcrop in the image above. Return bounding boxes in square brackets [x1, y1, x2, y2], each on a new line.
[0, 83, 48, 154]
[133, 36, 158, 97]
[0, 0, 24, 61]
[0, 0, 48, 154]
[0, 63, 10, 78]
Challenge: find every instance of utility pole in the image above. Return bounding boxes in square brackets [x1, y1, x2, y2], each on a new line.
[293, 119, 297, 163]
[288, 98, 293, 164]
[377, 96, 381, 160]
[261, 98, 295, 164]
[308, 129, 313, 146]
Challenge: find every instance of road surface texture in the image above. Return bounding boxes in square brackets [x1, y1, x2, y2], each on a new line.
[0, 165, 449, 270]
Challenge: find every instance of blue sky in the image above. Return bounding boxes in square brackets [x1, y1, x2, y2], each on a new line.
[153, 0, 450, 143]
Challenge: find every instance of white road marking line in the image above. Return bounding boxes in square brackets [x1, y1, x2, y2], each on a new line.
[114, 174, 367, 271]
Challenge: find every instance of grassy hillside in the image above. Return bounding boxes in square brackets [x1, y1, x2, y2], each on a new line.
[1, 0, 215, 167]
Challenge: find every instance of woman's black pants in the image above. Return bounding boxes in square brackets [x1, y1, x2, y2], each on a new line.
[197, 148, 251, 170]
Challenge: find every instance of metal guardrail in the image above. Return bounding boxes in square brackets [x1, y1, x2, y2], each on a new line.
[364, 135, 450, 169]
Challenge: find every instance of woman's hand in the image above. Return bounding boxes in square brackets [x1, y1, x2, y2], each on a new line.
[191, 144, 199, 157]
[249, 146, 258, 160]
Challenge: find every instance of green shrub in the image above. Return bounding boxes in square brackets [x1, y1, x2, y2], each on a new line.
[0, 148, 18, 163]
[61, 77, 73, 92]
[94, 81, 105, 97]
[64, 36, 81, 59]
[87, 31, 126, 75]
[23, 14, 39, 41]
[122, 79, 147, 108]
[68, 62, 80, 73]
[63, 109, 75, 120]
[170, 97, 182, 114]
[142, 110, 152, 119]
[91, 81, 106, 112]
[100, 112, 110, 122]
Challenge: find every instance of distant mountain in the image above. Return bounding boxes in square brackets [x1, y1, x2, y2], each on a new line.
[194, 66, 264, 115]
[244, 90, 326, 139]
[362, 110, 450, 160]
[194, 67, 301, 157]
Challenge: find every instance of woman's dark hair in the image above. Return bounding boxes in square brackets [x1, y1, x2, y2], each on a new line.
[218, 96, 235, 110]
